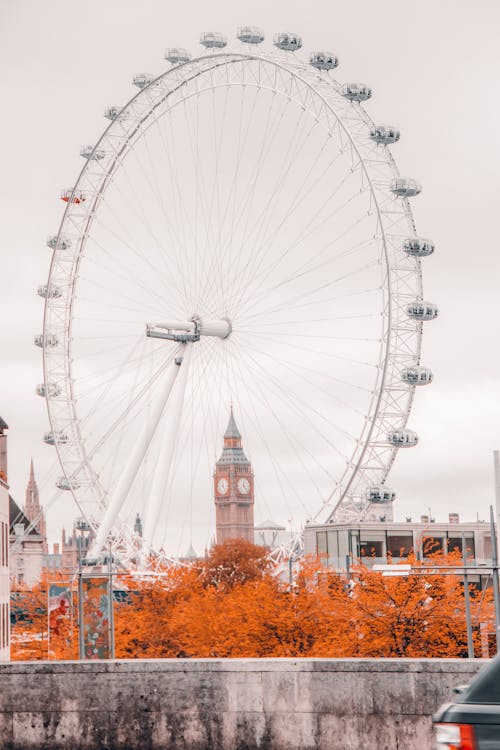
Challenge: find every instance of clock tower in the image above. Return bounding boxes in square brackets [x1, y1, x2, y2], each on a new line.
[214, 409, 254, 544]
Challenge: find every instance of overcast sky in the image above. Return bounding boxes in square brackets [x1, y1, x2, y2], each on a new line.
[1, 0, 499, 545]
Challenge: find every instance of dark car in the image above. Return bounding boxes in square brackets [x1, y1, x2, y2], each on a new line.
[433, 654, 500, 749]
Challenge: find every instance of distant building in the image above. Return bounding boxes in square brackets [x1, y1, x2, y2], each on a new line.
[254, 519, 293, 549]
[23, 459, 47, 554]
[44, 518, 93, 575]
[9, 462, 46, 587]
[214, 410, 254, 544]
[0, 417, 10, 660]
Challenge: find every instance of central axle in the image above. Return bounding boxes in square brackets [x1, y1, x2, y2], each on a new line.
[146, 317, 232, 343]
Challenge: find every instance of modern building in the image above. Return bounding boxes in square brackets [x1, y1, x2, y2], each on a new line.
[304, 512, 494, 572]
[214, 410, 254, 544]
[0, 418, 10, 660]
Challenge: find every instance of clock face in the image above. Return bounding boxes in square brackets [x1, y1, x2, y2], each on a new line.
[217, 478, 228, 495]
[237, 478, 250, 494]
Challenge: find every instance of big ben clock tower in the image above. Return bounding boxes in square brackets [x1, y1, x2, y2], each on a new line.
[214, 409, 254, 544]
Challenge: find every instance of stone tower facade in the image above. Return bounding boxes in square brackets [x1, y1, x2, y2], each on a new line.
[214, 410, 254, 544]
[23, 459, 47, 554]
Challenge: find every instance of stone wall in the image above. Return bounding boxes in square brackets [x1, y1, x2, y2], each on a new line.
[0, 658, 485, 750]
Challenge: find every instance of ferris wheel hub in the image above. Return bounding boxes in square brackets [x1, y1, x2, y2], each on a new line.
[146, 317, 232, 343]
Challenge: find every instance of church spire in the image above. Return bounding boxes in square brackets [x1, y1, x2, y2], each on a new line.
[28, 457, 35, 485]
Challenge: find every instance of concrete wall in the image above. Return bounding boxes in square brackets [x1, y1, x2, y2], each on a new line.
[0, 658, 485, 750]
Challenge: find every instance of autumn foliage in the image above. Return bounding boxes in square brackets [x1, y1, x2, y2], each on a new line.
[11, 539, 495, 660]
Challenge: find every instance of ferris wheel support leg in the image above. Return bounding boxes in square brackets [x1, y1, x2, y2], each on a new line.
[90, 355, 182, 559]
[142, 343, 192, 557]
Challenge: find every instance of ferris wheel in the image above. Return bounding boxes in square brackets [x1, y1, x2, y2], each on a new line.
[36, 28, 437, 561]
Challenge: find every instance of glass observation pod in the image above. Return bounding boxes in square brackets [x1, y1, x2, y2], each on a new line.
[387, 429, 419, 448]
[46, 235, 71, 250]
[56, 476, 80, 491]
[132, 73, 154, 89]
[369, 125, 400, 145]
[164, 48, 191, 64]
[237, 26, 265, 44]
[34, 333, 58, 348]
[406, 300, 439, 321]
[273, 32, 303, 51]
[60, 188, 86, 204]
[36, 383, 61, 398]
[401, 365, 433, 386]
[80, 145, 106, 161]
[341, 83, 372, 102]
[403, 237, 435, 257]
[37, 284, 62, 299]
[309, 51, 339, 71]
[200, 31, 227, 48]
[104, 105, 123, 121]
[390, 177, 421, 198]
[366, 486, 396, 504]
[43, 431, 69, 446]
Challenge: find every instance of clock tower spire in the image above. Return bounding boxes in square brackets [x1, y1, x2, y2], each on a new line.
[214, 408, 254, 544]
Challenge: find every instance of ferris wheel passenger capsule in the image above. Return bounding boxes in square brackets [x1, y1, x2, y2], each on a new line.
[80, 145, 106, 161]
[56, 476, 80, 491]
[387, 429, 419, 447]
[369, 125, 400, 145]
[341, 83, 372, 102]
[37, 284, 62, 299]
[43, 431, 69, 446]
[61, 188, 86, 204]
[200, 31, 227, 48]
[237, 26, 265, 44]
[133, 73, 154, 89]
[46, 235, 71, 250]
[366, 485, 396, 503]
[390, 177, 421, 198]
[406, 301, 439, 321]
[273, 32, 303, 51]
[164, 48, 191, 64]
[104, 106, 123, 121]
[402, 237, 435, 257]
[34, 333, 58, 348]
[401, 365, 433, 386]
[309, 52, 339, 71]
[36, 382, 61, 398]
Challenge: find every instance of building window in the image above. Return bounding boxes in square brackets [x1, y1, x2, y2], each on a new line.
[387, 533, 413, 558]
[422, 535, 445, 556]
[316, 531, 327, 557]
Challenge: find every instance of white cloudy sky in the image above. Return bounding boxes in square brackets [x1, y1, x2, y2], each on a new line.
[1, 0, 499, 547]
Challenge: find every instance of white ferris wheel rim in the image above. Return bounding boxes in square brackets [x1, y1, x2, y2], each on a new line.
[41, 45, 425, 553]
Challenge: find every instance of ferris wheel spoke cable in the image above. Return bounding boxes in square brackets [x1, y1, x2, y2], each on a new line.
[238, 215, 379, 321]
[222, 101, 313, 311]
[147, 110, 194, 302]
[235, 168, 369, 314]
[227, 118, 327, 308]
[235, 330, 378, 369]
[89, 172, 186, 311]
[82, 229, 173, 311]
[239, 256, 381, 325]
[206, 90, 293, 308]
[223, 103, 317, 309]
[233, 336, 372, 421]
[231, 338, 358, 461]
[210, 85, 258, 296]
[226, 345, 321, 517]
[223, 346, 302, 519]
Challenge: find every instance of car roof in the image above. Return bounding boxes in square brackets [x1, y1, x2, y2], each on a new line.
[460, 653, 500, 705]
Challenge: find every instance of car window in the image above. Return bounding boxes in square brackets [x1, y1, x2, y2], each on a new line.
[460, 655, 500, 704]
